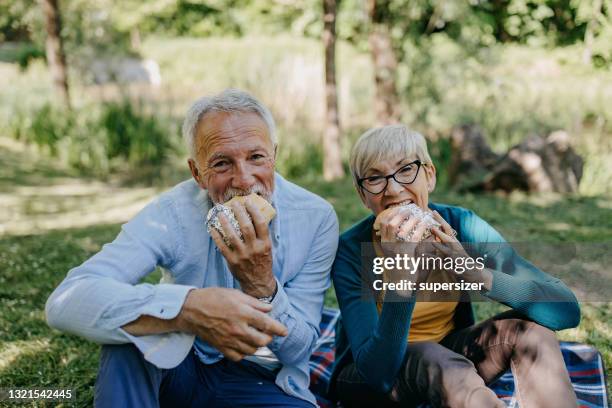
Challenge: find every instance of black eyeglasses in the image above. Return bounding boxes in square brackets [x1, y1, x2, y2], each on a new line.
[357, 160, 423, 195]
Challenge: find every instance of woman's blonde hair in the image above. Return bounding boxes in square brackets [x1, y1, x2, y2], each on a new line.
[349, 125, 433, 189]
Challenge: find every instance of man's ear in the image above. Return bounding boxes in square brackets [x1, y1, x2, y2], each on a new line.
[188, 159, 207, 189]
[425, 164, 437, 193]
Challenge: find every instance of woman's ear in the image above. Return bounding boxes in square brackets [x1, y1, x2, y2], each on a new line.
[424, 164, 437, 193]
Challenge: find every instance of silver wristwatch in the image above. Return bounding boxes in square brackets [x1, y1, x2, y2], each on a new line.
[257, 283, 278, 304]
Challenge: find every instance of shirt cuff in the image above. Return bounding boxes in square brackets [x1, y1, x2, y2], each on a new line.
[118, 284, 197, 369]
[143, 283, 196, 320]
[268, 278, 290, 321]
[119, 328, 195, 369]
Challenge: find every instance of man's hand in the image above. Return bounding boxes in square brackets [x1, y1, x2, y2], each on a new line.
[210, 197, 276, 298]
[175, 287, 287, 361]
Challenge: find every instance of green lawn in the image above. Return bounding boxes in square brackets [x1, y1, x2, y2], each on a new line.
[0, 142, 610, 406]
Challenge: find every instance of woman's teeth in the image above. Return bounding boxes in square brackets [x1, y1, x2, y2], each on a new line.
[388, 200, 413, 209]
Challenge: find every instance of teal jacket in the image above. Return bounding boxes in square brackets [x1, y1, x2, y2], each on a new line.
[330, 203, 580, 395]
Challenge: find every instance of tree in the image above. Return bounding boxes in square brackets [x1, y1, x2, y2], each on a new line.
[367, 0, 400, 125]
[323, 0, 344, 180]
[41, 0, 70, 109]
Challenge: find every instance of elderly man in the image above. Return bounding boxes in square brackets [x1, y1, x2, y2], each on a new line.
[45, 89, 339, 407]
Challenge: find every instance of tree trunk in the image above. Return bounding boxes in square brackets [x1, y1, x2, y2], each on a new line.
[322, 0, 344, 180]
[368, 0, 400, 125]
[42, 0, 70, 110]
[131, 28, 142, 52]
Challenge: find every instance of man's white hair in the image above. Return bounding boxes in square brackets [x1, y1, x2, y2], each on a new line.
[182, 88, 277, 159]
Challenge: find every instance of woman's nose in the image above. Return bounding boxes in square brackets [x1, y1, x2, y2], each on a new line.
[384, 177, 404, 195]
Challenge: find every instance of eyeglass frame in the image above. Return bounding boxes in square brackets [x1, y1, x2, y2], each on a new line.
[357, 159, 424, 195]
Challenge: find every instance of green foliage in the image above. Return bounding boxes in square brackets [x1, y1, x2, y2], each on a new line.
[574, 0, 612, 67]
[0, 0, 134, 71]
[0, 1, 46, 69]
[14, 43, 45, 70]
[336, 0, 611, 68]
[121, 0, 245, 37]
[6, 101, 176, 175]
[110, 0, 322, 37]
[272, 124, 328, 180]
[3, 0, 610, 74]
[9, 104, 66, 156]
[100, 100, 171, 165]
[480, 0, 585, 45]
[60, 0, 134, 59]
[0, 0, 39, 42]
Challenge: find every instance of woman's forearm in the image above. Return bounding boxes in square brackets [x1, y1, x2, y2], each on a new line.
[353, 300, 415, 393]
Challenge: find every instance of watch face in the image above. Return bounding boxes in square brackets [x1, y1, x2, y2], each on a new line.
[257, 283, 278, 304]
[258, 296, 273, 304]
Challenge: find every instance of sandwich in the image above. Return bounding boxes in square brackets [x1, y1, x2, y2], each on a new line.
[373, 202, 441, 241]
[206, 193, 276, 244]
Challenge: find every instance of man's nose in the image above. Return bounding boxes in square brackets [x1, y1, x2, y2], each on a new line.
[231, 162, 256, 190]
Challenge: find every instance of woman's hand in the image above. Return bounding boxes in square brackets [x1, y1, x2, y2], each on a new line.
[430, 211, 493, 290]
[377, 206, 428, 243]
[376, 207, 432, 289]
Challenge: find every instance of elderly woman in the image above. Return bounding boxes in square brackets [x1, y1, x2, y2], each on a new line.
[330, 125, 580, 408]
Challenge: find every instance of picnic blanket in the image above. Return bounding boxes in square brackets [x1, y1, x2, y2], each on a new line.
[309, 308, 609, 408]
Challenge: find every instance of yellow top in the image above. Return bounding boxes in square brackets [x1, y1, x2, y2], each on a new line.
[373, 235, 457, 343]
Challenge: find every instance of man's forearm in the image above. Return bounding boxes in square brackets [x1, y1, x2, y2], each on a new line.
[121, 289, 194, 336]
[121, 313, 184, 336]
[239, 275, 277, 299]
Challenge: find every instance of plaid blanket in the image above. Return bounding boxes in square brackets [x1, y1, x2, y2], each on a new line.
[309, 308, 609, 408]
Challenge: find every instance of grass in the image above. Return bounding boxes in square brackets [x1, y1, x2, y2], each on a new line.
[0, 139, 610, 406]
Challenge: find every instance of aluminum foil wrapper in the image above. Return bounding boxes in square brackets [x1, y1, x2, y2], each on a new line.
[396, 203, 441, 241]
[206, 204, 243, 245]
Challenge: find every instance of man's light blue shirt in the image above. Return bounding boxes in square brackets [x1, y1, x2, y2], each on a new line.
[46, 173, 339, 406]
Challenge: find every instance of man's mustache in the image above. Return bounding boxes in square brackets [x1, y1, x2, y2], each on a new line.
[221, 185, 272, 203]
